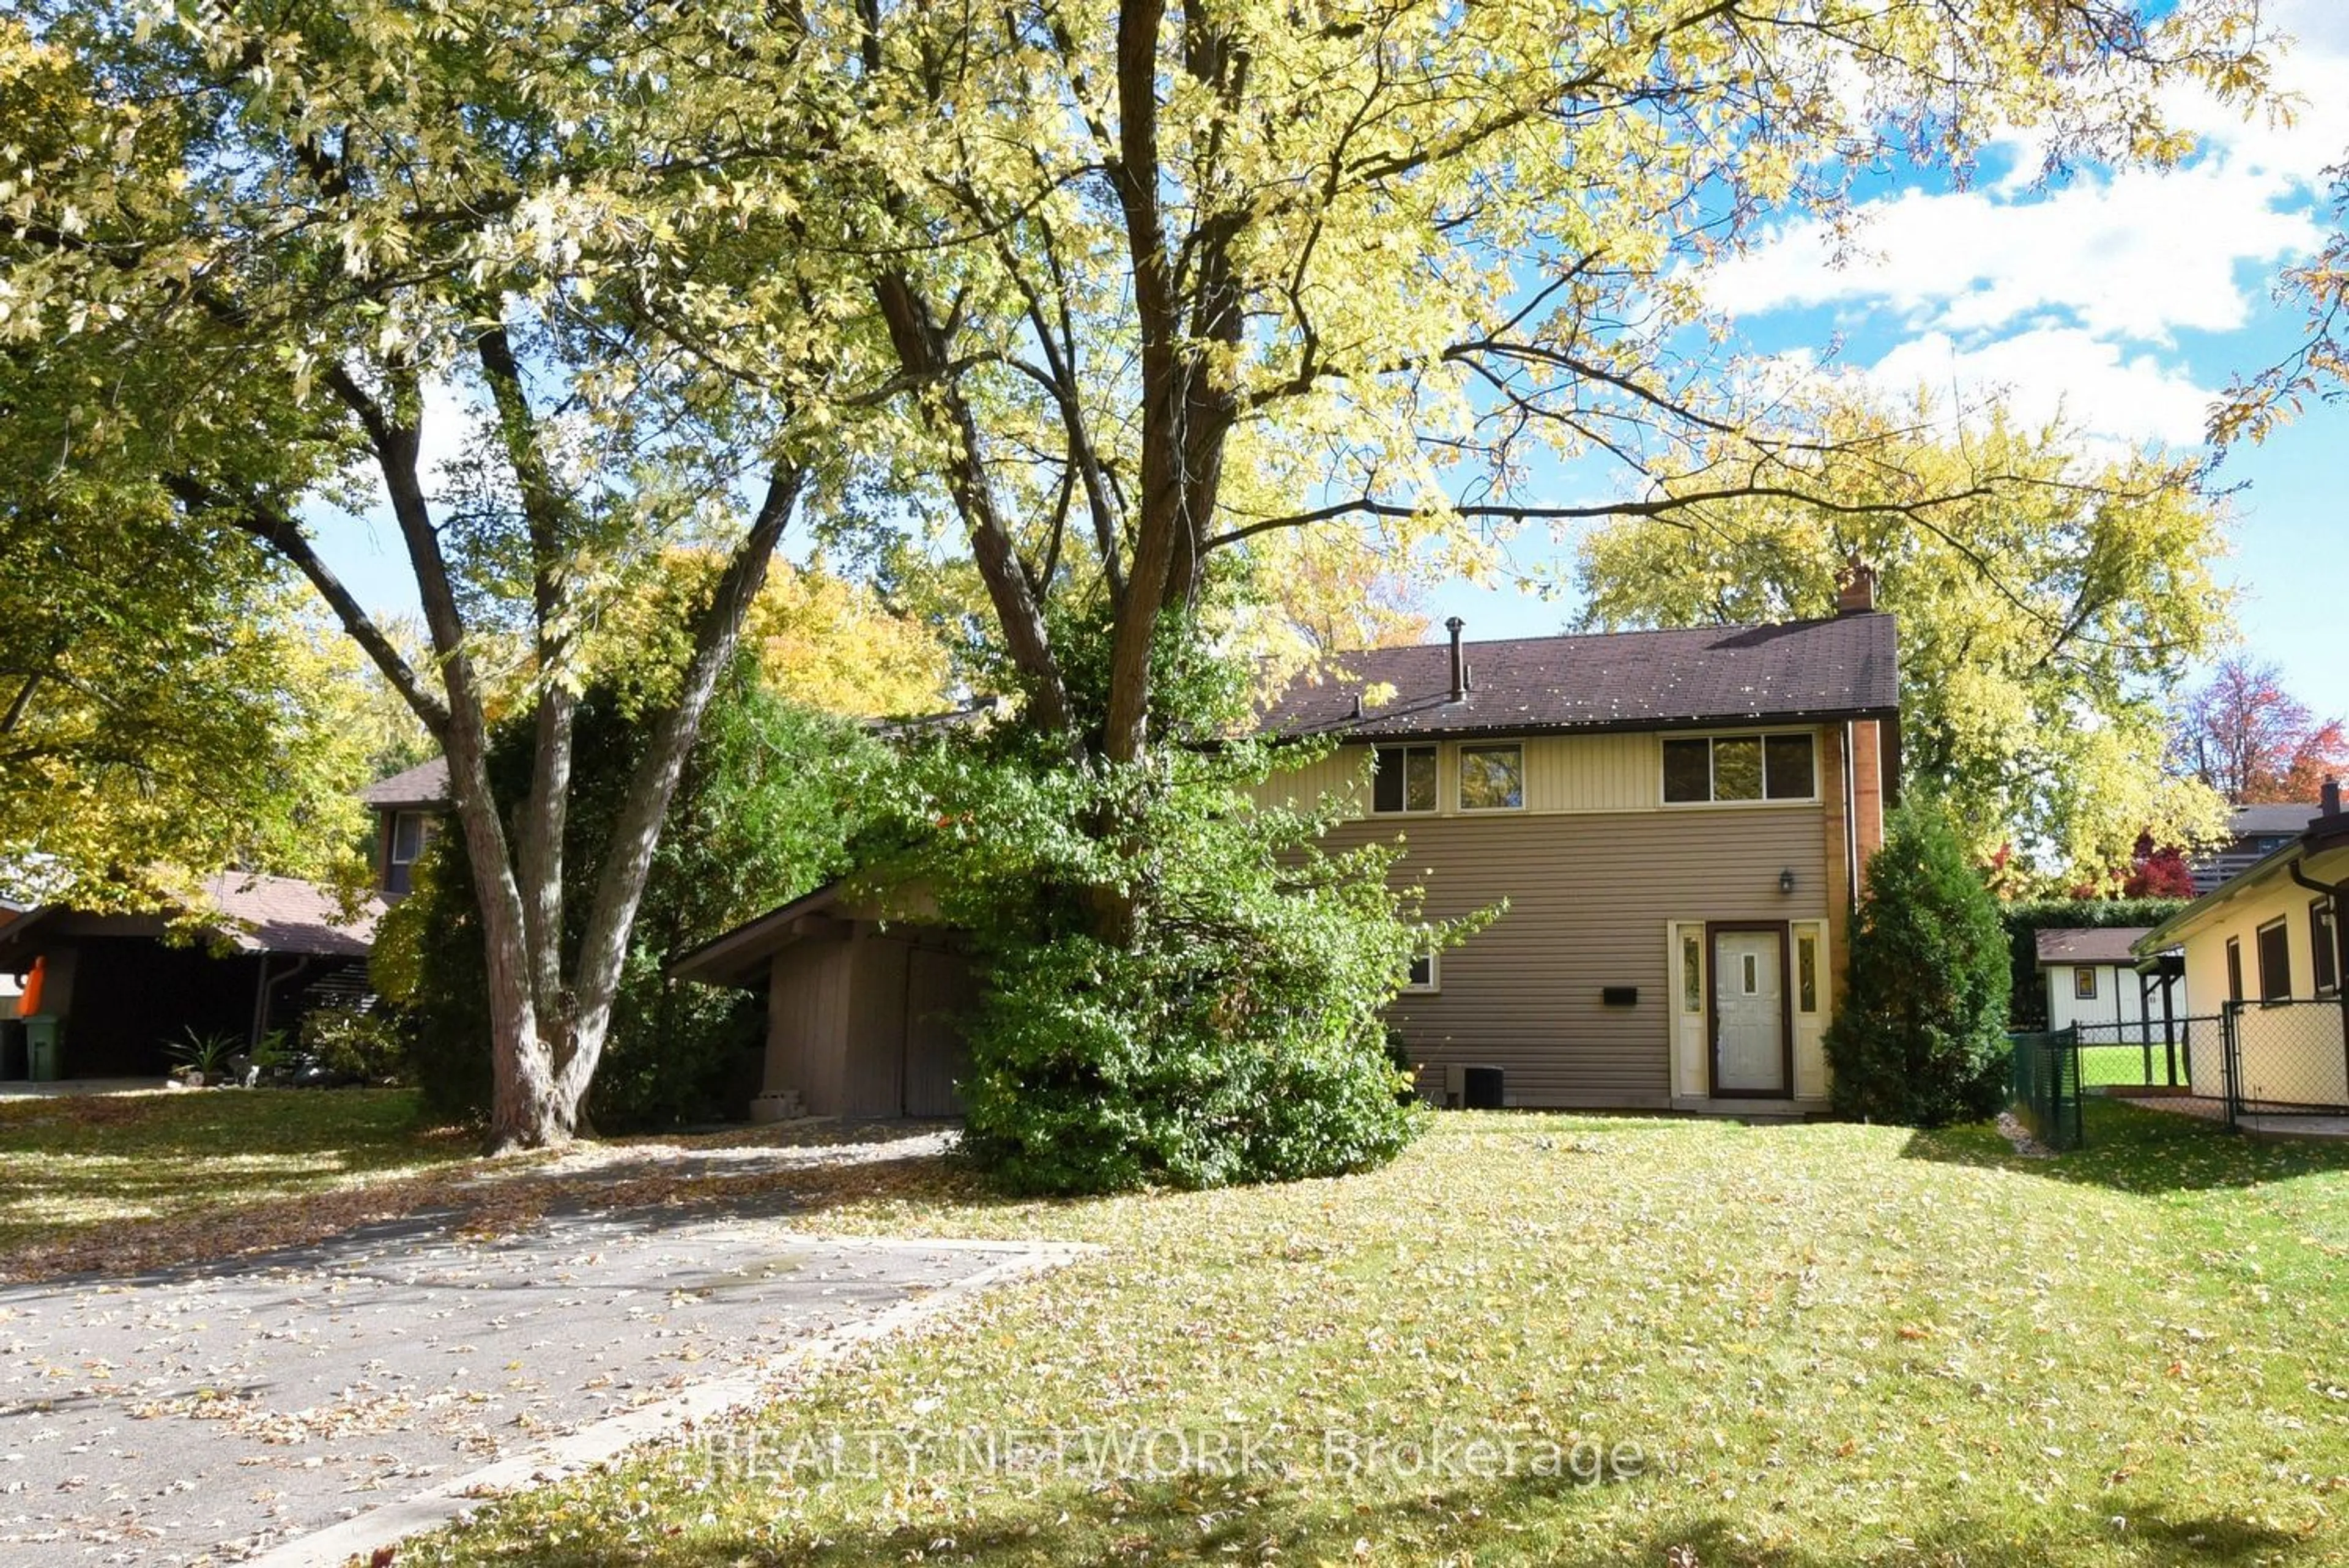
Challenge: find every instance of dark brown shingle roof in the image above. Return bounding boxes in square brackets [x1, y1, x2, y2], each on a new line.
[190, 872, 384, 956]
[1255, 614, 1898, 741]
[2035, 927, 2154, 967]
[360, 756, 450, 809]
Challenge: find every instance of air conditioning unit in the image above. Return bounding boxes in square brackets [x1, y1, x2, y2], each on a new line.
[1442, 1063, 1505, 1110]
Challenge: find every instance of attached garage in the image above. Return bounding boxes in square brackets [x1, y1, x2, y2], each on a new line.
[670, 883, 976, 1119]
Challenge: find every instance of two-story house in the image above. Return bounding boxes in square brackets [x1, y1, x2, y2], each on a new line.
[359, 757, 449, 897]
[674, 574, 1896, 1120]
[1249, 579, 1895, 1113]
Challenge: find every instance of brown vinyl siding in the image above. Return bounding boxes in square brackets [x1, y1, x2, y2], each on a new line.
[1330, 804, 1832, 1107]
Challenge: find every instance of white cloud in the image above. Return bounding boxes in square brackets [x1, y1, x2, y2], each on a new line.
[1707, 161, 2323, 344]
[1705, 0, 2348, 355]
[1857, 329, 2217, 447]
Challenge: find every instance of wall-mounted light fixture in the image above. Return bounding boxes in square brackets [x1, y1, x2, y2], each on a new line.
[1779, 868, 1797, 895]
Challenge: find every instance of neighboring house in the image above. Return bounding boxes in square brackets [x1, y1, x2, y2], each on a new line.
[2190, 801, 2321, 896]
[2034, 927, 2183, 1034]
[2137, 781, 2348, 1107]
[360, 757, 450, 897]
[682, 571, 1898, 1119]
[0, 873, 384, 1079]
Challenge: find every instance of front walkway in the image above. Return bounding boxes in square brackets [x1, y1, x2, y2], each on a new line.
[0, 1141, 1083, 1566]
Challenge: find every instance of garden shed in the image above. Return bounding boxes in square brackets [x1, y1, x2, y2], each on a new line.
[669, 882, 976, 1120]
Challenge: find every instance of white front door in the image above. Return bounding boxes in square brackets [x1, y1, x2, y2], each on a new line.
[1713, 928, 1787, 1094]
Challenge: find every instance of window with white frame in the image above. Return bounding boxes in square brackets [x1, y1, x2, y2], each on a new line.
[1661, 732, 1816, 804]
[1797, 928, 1820, 1013]
[1370, 745, 1438, 814]
[1457, 743, 1524, 811]
[1403, 950, 1439, 992]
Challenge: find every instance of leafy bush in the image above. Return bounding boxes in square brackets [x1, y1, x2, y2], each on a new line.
[373, 659, 876, 1131]
[1827, 793, 2012, 1128]
[297, 1004, 410, 1084]
[886, 609, 1484, 1195]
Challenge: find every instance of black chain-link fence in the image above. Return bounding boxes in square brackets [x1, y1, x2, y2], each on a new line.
[2008, 1028, 2085, 1151]
[2222, 999, 2349, 1127]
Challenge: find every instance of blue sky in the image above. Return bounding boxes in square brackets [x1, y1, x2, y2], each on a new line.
[1431, 0, 2349, 721]
[314, 2, 2349, 720]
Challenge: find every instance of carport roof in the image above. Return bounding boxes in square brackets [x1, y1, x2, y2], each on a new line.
[0, 872, 383, 968]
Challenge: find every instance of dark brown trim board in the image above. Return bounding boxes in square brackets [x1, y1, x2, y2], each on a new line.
[1705, 919, 1796, 1099]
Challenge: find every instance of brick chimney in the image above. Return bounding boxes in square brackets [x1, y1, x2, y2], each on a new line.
[2325, 776, 2343, 820]
[1835, 555, 1877, 616]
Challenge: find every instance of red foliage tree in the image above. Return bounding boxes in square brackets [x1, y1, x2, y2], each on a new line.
[2173, 655, 2349, 804]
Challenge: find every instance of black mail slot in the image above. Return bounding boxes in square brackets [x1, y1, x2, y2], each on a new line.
[1601, 986, 1638, 1008]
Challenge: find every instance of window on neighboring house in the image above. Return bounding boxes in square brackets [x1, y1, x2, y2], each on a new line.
[385, 810, 437, 897]
[1661, 733, 1816, 804]
[2314, 899, 2339, 997]
[2255, 918, 2292, 1002]
[1458, 743, 1524, 811]
[1797, 929, 1820, 1013]
[2074, 966, 2098, 1001]
[2226, 937, 2244, 1003]
[1403, 951, 1438, 992]
[1371, 745, 1438, 814]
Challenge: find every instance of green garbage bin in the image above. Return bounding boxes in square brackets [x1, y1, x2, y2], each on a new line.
[24, 1015, 63, 1082]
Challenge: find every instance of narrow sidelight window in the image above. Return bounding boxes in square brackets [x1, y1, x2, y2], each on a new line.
[1371, 745, 1438, 814]
[2226, 937, 2244, 1003]
[1797, 931, 1819, 1013]
[1682, 931, 1704, 1013]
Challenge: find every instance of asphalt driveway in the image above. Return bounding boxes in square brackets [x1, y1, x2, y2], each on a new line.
[0, 1137, 1075, 1566]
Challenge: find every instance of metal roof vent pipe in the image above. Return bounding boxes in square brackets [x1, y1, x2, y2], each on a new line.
[1447, 615, 1468, 702]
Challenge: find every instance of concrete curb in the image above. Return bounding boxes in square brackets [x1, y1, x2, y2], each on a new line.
[242, 1236, 1098, 1568]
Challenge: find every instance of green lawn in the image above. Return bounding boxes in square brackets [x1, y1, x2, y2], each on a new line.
[0, 1087, 480, 1274]
[395, 1100, 2349, 1568]
[2077, 1043, 2199, 1091]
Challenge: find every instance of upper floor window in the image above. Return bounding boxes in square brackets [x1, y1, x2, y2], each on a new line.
[1371, 745, 1438, 814]
[1457, 743, 1524, 811]
[1403, 951, 1439, 991]
[2255, 918, 2292, 1002]
[1662, 733, 1816, 804]
[385, 810, 437, 897]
